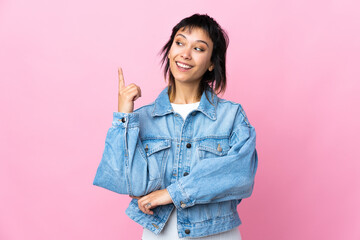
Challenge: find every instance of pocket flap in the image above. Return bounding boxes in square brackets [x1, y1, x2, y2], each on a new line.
[197, 138, 230, 156]
[142, 139, 171, 156]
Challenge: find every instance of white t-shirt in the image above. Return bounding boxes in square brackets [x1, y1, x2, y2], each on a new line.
[171, 101, 200, 120]
[142, 101, 241, 240]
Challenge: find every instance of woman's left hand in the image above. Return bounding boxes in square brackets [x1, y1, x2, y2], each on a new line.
[130, 189, 173, 215]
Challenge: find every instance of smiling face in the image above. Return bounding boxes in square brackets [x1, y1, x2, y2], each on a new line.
[168, 27, 214, 86]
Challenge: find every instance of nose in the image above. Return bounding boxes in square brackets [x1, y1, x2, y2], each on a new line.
[181, 46, 192, 60]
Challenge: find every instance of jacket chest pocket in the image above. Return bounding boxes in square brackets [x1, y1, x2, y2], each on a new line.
[196, 138, 230, 161]
[141, 139, 171, 180]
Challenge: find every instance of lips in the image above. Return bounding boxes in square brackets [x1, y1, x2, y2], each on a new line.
[175, 61, 193, 71]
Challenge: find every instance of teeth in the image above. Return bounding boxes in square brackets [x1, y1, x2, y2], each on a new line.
[176, 62, 192, 69]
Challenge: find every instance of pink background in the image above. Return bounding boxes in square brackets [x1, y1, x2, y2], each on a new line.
[1, 0, 359, 239]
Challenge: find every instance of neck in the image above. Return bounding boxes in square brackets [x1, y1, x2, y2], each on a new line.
[170, 81, 201, 104]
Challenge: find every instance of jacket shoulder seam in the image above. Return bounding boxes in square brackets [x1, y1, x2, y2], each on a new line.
[218, 99, 250, 126]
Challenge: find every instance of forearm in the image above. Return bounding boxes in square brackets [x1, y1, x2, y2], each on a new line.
[167, 125, 258, 209]
[93, 112, 161, 196]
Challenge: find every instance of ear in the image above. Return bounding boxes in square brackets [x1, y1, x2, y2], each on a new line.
[208, 63, 214, 72]
[168, 53, 170, 59]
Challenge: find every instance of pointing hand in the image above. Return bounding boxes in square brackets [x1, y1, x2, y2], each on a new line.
[118, 67, 142, 113]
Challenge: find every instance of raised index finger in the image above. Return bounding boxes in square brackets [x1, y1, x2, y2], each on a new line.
[118, 67, 125, 91]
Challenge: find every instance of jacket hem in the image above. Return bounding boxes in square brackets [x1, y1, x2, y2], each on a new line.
[125, 201, 242, 238]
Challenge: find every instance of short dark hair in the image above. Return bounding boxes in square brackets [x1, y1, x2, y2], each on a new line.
[160, 13, 229, 99]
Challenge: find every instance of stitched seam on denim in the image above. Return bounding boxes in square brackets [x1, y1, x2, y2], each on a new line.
[177, 181, 191, 204]
[122, 123, 132, 195]
[197, 137, 230, 142]
[155, 205, 173, 227]
[239, 106, 250, 127]
[125, 154, 132, 196]
[177, 212, 237, 224]
[197, 146, 227, 156]
[124, 120, 129, 157]
[167, 188, 175, 205]
[159, 147, 170, 186]
[140, 136, 172, 141]
[136, 144, 147, 162]
[192, 135, 229, 141]
[146, 141, 171, 155]
[180, 223, 241, 238]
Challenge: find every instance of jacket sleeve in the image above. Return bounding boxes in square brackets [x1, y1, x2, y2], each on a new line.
[93, 112, 162, 197]
[166, 106, 258, 210]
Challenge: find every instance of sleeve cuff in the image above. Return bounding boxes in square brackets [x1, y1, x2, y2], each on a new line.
[166, 181, 195, 210]
[112, 112, 139, 128]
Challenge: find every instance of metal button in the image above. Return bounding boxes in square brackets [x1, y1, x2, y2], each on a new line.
[186, 143, 191, 148]
[185, 229, 190, 234]
[217, 144, 222, 152]
[180, 201, 186, 208]
[183, 172, 189, 176]
[152, 223, 159, 229]
[145, 144, 149, 152]
[121, 117, 126, 123]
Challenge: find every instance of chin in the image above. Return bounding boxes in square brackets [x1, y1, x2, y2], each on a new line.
[172, 73, 190, 81]
[174, 78, 201, 86]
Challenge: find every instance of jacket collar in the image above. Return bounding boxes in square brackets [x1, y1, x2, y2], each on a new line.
[152, 86, 218, 120]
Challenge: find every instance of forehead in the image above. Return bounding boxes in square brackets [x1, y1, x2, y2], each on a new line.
[176, 26, 212, 43]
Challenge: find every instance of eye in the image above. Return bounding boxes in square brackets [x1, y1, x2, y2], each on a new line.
[194, 47, 205, 52]
[175, 41, 183, 46]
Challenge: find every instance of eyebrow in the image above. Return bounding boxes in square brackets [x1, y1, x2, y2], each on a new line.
[175, 33, 209, 47]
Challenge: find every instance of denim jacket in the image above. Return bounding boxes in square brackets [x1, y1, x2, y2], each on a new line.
[93, 86, 258, 238]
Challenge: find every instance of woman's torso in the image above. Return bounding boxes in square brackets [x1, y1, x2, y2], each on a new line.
[124, 86, 256, 238]
[141, 101, 241, 239]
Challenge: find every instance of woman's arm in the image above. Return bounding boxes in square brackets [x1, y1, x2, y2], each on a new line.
[93, 68, 162, 197]
[93, 112, 163, 197]
[166, 105, 258, 210]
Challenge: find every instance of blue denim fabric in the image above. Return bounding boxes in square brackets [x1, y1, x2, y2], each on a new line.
[93, 86, 258, 238]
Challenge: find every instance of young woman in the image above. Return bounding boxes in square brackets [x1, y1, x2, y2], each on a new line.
[93, 14, 258, 239]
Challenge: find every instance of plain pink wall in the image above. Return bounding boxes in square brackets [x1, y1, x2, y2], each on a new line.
[1, 0, 359, 239]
